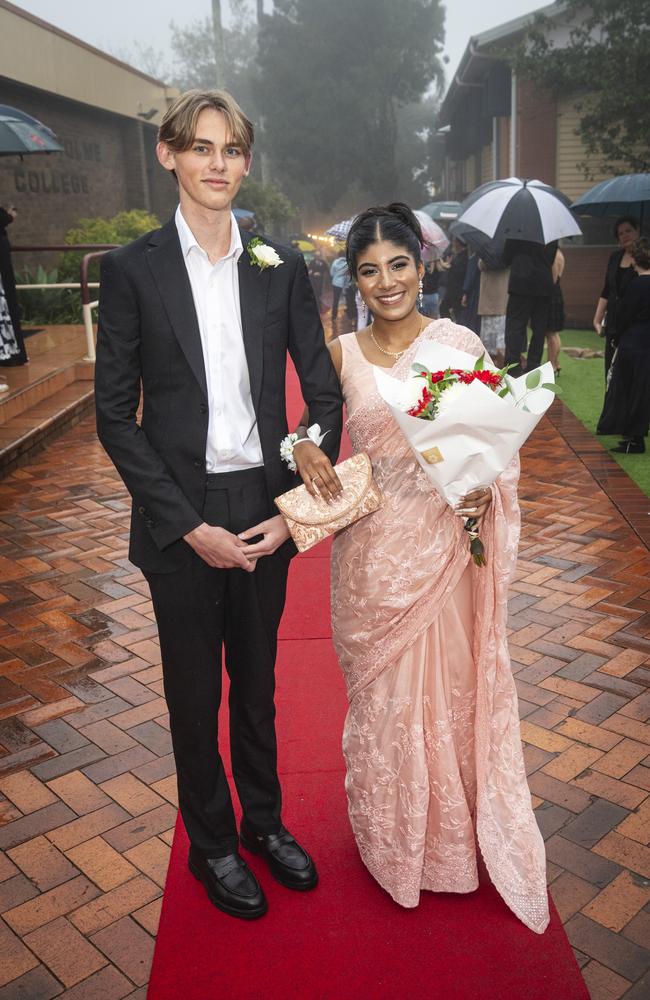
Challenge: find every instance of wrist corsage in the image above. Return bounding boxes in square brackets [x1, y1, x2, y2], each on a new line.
[280, 424, 329, 472]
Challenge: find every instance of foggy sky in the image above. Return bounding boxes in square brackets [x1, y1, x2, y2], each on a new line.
[12, 0, 545, 87]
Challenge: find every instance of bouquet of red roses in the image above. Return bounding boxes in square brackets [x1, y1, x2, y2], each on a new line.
[374, 344, 560, 566]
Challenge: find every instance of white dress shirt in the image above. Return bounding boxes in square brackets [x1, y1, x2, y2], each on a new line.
[175, 207, 264, 473]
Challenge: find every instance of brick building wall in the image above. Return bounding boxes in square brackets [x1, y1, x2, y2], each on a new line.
[562, 245, 612, 329]
[0, 78, 177, 255]
[517, 80, 557, 185]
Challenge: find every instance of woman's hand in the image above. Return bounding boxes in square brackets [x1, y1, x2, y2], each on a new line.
[455, 487, 492, 526]
[293, 440, 343, 501]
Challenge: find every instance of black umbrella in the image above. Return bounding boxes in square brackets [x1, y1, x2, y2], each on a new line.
[457, 177, 581, 244]
[0, 106, 63, 156]
[449, 220, 506, 270]
[418, 200, 462, 222]
[571, 173, 650, 229]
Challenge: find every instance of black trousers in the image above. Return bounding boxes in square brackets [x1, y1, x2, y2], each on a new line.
[505, 293, 551, 371]
[144, 467, 291, 858]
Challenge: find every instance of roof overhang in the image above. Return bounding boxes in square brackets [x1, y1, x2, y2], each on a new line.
[438, 1, 564, 125]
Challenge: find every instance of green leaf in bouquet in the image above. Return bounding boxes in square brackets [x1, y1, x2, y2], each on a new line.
[473, 352, 485, 371]
[412, 363, 428, 375]
[525, 369, 542, 390]
[498, 386, 511, 398]
[541, 382, 563, 395]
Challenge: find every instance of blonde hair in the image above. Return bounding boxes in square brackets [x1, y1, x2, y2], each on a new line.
[158, 89, 254, 154]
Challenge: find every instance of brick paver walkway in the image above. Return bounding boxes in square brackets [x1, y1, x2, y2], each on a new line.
[0, 407, 649, 1000]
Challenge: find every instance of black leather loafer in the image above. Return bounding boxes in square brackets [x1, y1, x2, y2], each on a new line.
[240, 823, 318, 891]
[188, 847, 267, 919]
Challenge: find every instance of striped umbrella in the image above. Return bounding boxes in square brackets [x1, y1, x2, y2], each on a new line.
[458, 177, 581, 244]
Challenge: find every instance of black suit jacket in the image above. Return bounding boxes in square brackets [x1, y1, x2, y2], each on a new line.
[95, 218, 343, 573]
[503, 240, 557, 298]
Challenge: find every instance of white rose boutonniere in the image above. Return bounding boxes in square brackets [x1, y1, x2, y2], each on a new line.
[247, 237, 283, 271]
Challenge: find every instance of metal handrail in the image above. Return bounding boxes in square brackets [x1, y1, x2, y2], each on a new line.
[11, 244, 119, 361]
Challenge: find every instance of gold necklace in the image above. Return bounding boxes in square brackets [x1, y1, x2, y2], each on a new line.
[369, 319, 425, 360]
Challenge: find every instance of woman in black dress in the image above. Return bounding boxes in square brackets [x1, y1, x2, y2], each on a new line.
[597, 238, 650, 455]
[592, 216, 640, 378]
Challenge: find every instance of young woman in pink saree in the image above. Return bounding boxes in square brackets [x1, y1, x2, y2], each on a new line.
[293, 204, 550, 934]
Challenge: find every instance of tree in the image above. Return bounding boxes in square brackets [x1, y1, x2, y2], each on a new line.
[394, 96, 441, 206]
[514, 0, 650, 175]
[253, 0, 445, 210]
[235, 177, 296, 234]
[169, 3, 260, 121]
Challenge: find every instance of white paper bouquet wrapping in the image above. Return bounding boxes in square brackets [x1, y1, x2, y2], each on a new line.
[374, 341, 558, 509]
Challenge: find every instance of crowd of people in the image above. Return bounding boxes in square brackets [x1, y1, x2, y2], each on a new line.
[304, 211, 648, 458]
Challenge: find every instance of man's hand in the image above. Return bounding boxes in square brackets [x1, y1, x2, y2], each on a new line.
[455, 487, 492, 526]
[238, 515, 290, 558]
[293, 441, 343, 501]
[593, 317, 604, 337]
[184, 522, 256, 571]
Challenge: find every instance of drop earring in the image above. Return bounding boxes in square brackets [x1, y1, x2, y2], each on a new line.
[418, 277, 424, 309]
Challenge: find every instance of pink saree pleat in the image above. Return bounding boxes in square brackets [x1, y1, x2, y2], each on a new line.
[331, 320, 550, 934]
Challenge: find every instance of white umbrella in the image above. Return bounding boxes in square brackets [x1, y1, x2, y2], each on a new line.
[413, 210, 449, 260]
[458, 177, 581, 244]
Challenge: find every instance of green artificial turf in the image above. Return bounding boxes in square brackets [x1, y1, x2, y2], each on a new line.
[544, 329, 650, 498]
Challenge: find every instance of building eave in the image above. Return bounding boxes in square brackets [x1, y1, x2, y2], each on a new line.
[438, 1, 565, 125]
[0, 0, 170, 88]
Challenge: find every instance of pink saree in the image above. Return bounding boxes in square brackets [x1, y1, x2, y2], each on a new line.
[331, 320, 550, 934]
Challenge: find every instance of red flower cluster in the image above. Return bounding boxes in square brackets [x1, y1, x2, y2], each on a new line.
[407, 386, 433, 417]
[457, 369, 503, 388]
[418, 368, 503, 389]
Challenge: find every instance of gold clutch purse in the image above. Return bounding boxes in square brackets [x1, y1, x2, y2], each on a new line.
[275, 452, 382, 553]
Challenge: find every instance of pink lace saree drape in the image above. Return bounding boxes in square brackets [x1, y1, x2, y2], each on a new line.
[331, 320, 550, 934]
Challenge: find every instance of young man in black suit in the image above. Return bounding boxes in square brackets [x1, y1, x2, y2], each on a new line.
[95, 90, 342, 919]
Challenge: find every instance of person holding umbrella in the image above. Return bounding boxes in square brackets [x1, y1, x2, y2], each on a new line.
[0, 205, 28, 367]
[503, 238, 557, 374]
[592, 216, 641, 376]
[456, 178, 580, 375]
[0, 106, 64, 370]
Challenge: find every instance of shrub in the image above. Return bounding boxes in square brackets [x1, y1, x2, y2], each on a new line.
[235, 179, 296, 237]
[16, 265, 80, 325]
[16, 210, 160, 325]
[58, 209, 160, 284]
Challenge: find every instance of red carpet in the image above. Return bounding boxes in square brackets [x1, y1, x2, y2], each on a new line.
[147, 365, 588, 1000]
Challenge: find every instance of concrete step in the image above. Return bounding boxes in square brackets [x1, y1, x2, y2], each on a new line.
[0, 361, 93, 426]
[0, 378, 95, 476]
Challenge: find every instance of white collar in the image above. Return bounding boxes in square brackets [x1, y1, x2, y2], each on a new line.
[175, 205, 243, 263]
